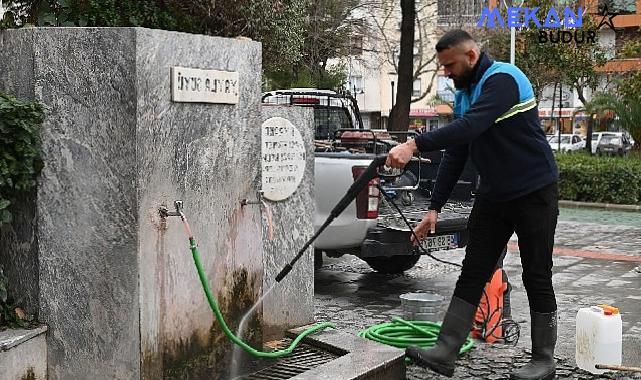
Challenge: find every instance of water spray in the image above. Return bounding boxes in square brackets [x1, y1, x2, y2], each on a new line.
[159, 200, 334, 359]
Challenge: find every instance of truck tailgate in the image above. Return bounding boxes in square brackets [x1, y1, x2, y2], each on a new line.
[361, 195, 473, 258]
[314, 155, 378, 250]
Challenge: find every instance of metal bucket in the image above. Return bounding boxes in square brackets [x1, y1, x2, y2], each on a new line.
[400, 292, 444, 322]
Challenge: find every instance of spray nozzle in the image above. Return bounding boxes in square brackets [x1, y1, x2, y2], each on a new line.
[275, 264, 293, 282]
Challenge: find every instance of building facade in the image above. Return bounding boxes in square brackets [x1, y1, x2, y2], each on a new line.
[338, 1, 454, 131]
[338, 0, 639, 134]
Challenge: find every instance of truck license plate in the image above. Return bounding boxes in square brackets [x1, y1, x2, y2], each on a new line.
[422, 234, 456, 250]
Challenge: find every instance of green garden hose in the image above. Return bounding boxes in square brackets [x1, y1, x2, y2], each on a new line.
[358, 317, 474, 354]
[188, 237, 334, 358]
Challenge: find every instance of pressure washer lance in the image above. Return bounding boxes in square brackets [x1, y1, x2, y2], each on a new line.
[275, 155, 388, 282]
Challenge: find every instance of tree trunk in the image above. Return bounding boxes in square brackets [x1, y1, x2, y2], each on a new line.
[576, 86, 592, 155]
[549, 82, 557, 134]
[389, 0, 415, 136]
[585, 115, 593, 155]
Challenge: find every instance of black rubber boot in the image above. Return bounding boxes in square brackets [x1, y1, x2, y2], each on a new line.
[510, 311, 557, 380]
[405, 296, 477, 377]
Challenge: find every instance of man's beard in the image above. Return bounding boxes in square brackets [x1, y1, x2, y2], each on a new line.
[453, 65, 475, 89]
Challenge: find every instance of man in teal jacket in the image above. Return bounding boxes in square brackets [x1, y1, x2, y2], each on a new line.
[386, 30, 558, 380]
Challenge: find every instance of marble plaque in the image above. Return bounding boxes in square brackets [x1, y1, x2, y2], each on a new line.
[261, 117, 306, 201]
[171, 66, 239, 104]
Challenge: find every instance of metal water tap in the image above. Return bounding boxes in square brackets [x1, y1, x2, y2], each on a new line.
[159, 200, 184, 218]
[240, 191, 264, 207]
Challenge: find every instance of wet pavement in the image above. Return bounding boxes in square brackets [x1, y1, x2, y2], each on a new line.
[314, 208, 641, 379]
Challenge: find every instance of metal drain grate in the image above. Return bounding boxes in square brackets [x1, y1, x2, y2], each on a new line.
[238, 339, 341, 380]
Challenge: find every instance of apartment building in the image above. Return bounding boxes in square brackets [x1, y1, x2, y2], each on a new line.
[340, 1, 454, 131]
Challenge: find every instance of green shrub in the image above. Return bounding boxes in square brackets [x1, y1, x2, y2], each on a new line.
[556, 153, 641, 204]
[0, 92, 44, 226]
[0, 266, 34, 330]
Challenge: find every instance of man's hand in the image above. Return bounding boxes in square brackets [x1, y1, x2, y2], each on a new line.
[411, 210, 438, 246]
[386, 139, 417, 169]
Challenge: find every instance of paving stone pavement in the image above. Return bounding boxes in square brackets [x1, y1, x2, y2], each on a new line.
[314, 208, 641, 380]
[539, 221, 641, 256]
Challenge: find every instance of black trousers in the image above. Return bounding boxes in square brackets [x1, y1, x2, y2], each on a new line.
[453, 182, 559, 313]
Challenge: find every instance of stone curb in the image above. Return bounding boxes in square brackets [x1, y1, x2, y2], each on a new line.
[0, 325, 47, 352]
[559, 200, 641, 212]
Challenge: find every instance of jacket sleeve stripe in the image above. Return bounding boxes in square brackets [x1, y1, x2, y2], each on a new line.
[495, 97, 537, 123]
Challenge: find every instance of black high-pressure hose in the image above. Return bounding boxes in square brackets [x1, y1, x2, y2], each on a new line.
[275, 155, 388, 282]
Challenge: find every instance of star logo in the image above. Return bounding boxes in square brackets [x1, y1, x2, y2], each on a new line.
[597, 3, 618, 32]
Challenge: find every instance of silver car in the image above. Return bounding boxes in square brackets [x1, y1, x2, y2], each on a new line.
[596, 133, 633, 156]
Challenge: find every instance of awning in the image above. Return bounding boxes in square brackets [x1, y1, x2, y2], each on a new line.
[595, 58, 641, 73]
[539, 108, 582, 118]
[409, 108, 437, 117]
[436, 104, 453, 115]
[409, 105, 452, 117]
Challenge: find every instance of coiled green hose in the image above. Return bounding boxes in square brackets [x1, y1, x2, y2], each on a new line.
[189, 237, 334, 358]
[358, 317, 474, 354]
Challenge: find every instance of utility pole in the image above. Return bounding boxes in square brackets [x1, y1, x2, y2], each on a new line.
[510, 28, 516, 65]
[558, 82, 563, 152]
[505, 0, 524, 65]
[390, 80, 395, 130]
[391, 81, 395, 108]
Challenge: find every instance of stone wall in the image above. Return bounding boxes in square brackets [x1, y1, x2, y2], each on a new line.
[260, 106, 316, 340]
[0, 27, 286, 380]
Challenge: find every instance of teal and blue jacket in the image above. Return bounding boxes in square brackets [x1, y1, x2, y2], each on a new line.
[414, 53, 558, 210]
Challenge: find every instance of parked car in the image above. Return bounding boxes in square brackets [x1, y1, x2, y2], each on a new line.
[596, 133, 633, 156]
[592, 132, 634, 154]
[548, 134, 585, 153]
[591, 132, 611, 154]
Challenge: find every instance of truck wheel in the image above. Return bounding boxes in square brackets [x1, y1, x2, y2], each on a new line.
[363, 255, 420, 274]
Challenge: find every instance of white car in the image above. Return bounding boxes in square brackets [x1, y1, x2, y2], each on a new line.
[591, 132, 635, 154]
[548, 134, 585, 153]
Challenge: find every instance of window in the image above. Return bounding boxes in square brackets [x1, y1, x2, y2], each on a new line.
[437, 0, 485, 26]
[437, 75, 455, 102]
[350, 35, 363, 55]
[412, 79, 421, 97]
[598, 29, 616, 60]
[599, 0, 636, 14]
[347, 75, 363, 94]
[313, 108, 351, 140]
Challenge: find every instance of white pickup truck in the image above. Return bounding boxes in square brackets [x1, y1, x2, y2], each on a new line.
[262, 89, 474, 273]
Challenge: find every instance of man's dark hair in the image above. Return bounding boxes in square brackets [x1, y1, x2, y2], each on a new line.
[435, 30, 475, 52]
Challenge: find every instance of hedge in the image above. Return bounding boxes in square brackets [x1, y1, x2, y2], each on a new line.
[0, 92, 44, 226]
[0, 92, 42, 329]
[556, 152, 641, 205]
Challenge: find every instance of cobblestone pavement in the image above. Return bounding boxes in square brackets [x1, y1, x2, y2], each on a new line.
[315, 207, 641, 380]
[541, 221, 641, 257]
